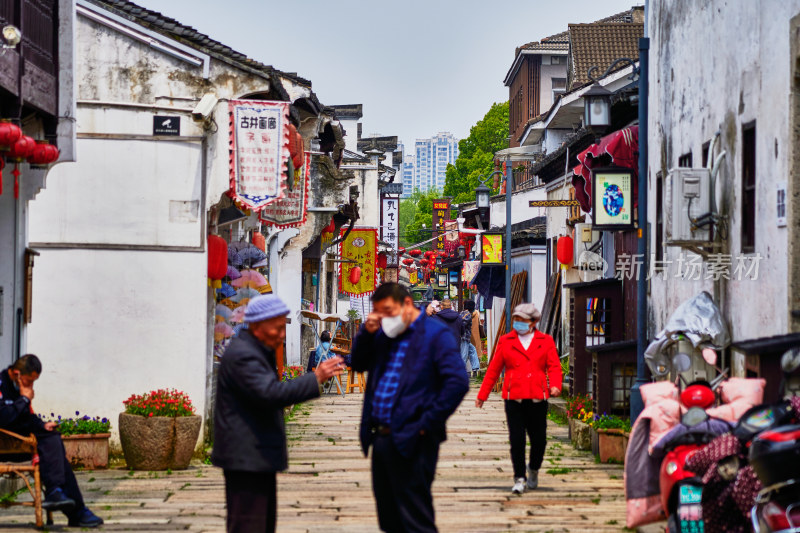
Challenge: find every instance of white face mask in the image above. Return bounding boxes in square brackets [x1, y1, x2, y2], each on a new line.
[381, 311, 408, 338]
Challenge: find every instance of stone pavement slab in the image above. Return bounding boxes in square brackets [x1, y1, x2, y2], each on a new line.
[0, 381, 627, 531]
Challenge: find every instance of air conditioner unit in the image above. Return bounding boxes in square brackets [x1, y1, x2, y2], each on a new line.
[573, 223, 602, 271]
[666, 168, 713, 245]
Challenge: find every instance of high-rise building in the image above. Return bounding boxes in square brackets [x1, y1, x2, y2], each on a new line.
[411, 132, 459, 193]
[402, 153, 415, 198]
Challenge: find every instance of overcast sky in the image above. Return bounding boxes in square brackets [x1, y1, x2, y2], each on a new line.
[133, 0, 639, 149]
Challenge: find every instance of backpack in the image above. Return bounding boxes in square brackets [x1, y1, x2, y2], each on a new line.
[459, 310, 472, 341]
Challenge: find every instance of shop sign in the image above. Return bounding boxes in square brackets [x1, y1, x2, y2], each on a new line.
[409, 270, 418, 285]
[153, 116, 180, 136]
[432, 199, 450, 254]
[481, 233, 504, 264]
[228, 100, 289, 211]
[339, 228, 378, 296]
[437, 273, 448, 288]
[259, 151, 309, 228]
[591, 168, 634, 230]
[462, 260, 481, 283]
[381, 197, 399, 266]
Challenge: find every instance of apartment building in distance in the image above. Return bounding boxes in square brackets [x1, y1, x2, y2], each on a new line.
[412, 132, 459, 193]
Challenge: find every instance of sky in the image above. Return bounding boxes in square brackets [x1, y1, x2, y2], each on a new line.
[132, 0, 639, 150]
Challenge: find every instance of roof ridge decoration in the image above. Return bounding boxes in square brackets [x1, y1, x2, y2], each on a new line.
[86, 0, 312, 88]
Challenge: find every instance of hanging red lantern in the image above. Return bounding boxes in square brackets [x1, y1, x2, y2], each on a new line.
[27, 141, 60, 166]
[323, 217, 336, 234]
[3, 135, 35, 199]
[252, 231, 266, 252]
[0, 121, 22, 149]
[349, 266, 362, 284]
[377, 253, 387, 269]
[397, 247, 406, 255]
[402, 258, 414, 266]
[409, 249, 421, 257]
[207, 235, 228, 288]
[557, 235, 574, 268]
[286, 123, 304, 169]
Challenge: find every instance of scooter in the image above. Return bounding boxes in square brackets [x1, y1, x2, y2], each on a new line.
[749, 348, 800, 533]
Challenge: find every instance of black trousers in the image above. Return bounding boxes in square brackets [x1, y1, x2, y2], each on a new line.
[371, 434, 439, 533]
[7, 429, 85, 511]
[504, 399, 548, 479]
[224, 470, 277, 533]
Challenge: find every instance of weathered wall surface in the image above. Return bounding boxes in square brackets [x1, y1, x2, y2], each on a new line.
[648, 0, 800, 368]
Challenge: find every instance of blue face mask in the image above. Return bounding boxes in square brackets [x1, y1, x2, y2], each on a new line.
[512, 321, 531, 334]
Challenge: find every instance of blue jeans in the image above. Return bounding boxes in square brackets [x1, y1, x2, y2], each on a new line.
[460, 340, 480, 371]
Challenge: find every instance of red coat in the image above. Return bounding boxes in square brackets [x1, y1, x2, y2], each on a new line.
[477, 329, 562, 402]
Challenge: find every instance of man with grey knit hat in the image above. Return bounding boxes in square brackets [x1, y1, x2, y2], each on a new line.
[213, 294, 343, 533]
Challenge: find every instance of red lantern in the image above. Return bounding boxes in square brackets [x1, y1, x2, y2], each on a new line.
[557, 235, 574, 268]
[409, 249, 421, 257]
[252, 232, 266, 252]
[207, 235, 228, 288]
[5, 135, 35, 161]
[323, 217, 336, 234]
[349, 266, 362, 284]
[286, 123, 304, 169]
[377, 253, 387, 269]
[27, 141, 60, 165]
[0, 121, 22, 149]
[402, 258, 414, 266]
[398, 247, 406, 254]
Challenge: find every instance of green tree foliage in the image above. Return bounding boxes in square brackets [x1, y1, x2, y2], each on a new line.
[444, 101, 510, 205]
[398, 188, 444, 247]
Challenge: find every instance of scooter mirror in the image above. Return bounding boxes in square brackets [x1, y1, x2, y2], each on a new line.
[647, 354, 671, 377]
[673, 352, 693, 373]
[780, 347, 800, 373]
[702, 348, 718, 366]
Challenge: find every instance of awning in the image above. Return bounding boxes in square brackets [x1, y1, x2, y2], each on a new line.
[572, 125, 638, 213]
[472, 264, 505, 309]
[494, 145, 543, 162]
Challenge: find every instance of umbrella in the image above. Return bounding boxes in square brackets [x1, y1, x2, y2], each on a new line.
[230, 306, 247, 323]
[218, 298, 237, 309]
[215, 304, 232, 319]
[232, 270, 268, 289]
[232, 287, 260, 302]
[251, 258, 268, 268]
[226, 265, 241, 280]
[217, 283, 236, 299]
[214, 322, 234, 341]
[239, 245, 267, 266]
[228, 248, 243, 267]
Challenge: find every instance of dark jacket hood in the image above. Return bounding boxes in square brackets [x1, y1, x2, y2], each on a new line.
[435, 309, 460, 323]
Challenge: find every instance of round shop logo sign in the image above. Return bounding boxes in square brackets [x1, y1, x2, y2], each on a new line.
[352, 237, 366, 247]
[603, 184, 624, 217]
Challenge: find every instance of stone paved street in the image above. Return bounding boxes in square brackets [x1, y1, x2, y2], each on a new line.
[0, 382, 627, 532]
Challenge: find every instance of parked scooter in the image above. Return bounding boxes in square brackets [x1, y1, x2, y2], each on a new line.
[749, 347, 800, 533]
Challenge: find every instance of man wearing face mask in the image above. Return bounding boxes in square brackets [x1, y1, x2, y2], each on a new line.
[351, 282, 469, 533]
[475, 303, 562, 495]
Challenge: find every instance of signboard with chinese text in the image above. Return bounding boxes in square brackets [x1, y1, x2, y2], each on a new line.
[339, 228, 378, 296]
[409, 270, 418, 285]
[437, 273, 448, 288]
[228, 100, 289, 211]
[259, 151, 309, 228]
[443, 220, 459, 255]
[591, 168, 634, 230]
[432, 199, 451, 256]
[481, 233, 504, 264]
[153, 115, 180, 136]
[381, 197, 400, 266]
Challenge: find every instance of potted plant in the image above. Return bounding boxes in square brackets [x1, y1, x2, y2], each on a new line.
[43, 413, 111, 469]
[564, 393, 593, 451]
[592, 413, 631, 463]
[119, 389, 201, 470]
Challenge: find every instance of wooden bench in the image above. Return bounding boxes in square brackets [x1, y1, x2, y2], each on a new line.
[0, 428, 53, 528]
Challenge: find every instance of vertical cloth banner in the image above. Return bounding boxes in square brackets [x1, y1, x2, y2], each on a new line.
[432, 199, 450, 254]
[228, 100, 289, 211]
[381, 197, 400, 266]
[259, 151, 310, 228]
[444, 220, 459, 255]
[462, 260, 481, 284]
[339, 228, 378, 296]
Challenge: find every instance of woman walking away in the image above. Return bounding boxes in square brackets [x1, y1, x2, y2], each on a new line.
[475, 303, 562, 494]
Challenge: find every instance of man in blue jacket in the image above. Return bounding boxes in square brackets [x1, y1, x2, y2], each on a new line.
[351, 283, 469, 533]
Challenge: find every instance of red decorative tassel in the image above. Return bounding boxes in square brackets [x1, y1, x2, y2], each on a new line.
[12, 162, 19, 199]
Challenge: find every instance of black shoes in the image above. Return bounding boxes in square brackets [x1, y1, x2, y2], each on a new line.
[67, 507, 104, 528]
[42, 487, 76, 512]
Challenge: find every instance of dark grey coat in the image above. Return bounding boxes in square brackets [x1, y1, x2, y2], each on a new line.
[212, 330, 320, 472]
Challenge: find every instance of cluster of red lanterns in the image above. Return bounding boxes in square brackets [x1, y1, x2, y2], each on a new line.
[0, 121, 60, 198]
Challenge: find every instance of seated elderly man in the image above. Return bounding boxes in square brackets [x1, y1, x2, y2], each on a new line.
[0, 354, 103, 528]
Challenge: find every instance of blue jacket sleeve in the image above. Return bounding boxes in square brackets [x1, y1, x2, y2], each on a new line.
[418, 328, 469, 433]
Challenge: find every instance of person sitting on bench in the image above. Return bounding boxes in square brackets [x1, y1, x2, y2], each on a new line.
[0, 354, 103, 528]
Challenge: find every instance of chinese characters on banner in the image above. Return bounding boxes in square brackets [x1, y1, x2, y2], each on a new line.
[381, 197, 399, 266]
[228, 100, 289, 211]
[432, 199, 450, 275]
[339, 228, 378, 296]
[259, 152, 310, 228]
[444, 220, 459, 255]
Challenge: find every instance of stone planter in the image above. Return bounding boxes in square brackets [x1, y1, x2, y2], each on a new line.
[118, 413, 201, 470]
[597, 428, 626, 463]
[61, 433, 110, 470]
[568, 419, 592, 451]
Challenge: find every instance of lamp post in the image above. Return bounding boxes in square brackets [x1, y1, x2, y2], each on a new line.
[475, 164, 513, 333]
[583, 53, 649, 422]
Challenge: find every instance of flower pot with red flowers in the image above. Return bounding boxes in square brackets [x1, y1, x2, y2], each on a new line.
[119, 389, 201, 470]
[41, 412, 111, 469]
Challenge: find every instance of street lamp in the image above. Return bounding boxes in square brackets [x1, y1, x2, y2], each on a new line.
[475, 183, 492, 209]
[583, 83, 612, 129]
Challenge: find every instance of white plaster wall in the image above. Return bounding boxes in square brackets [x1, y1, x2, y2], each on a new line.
[540, 63, 568, 112]
[27, 248, 207, 445]
[647, 0, 798, 346]
[488, 185, 547, 229]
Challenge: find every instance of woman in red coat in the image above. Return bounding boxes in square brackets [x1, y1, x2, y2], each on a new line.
[475, 303, 562, 494]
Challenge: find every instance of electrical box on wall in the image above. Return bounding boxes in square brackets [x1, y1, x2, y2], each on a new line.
[666, 168, 712, 245]
[573, 223, 602, 270]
